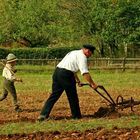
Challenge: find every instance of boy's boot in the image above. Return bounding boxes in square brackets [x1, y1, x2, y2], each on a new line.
[15, 105, 22, 112]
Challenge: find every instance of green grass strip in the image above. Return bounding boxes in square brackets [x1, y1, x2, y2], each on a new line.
[0, 115, 140, 135]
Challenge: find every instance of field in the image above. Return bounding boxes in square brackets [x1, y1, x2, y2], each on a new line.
[0, 67, 140, 139]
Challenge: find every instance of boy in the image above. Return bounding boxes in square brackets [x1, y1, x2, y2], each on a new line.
[0, 53, 22, 112]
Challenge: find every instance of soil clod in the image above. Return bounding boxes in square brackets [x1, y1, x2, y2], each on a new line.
[93, 106, 116, 118]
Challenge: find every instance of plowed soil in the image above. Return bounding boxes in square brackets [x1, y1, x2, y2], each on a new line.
[0, 88, 140, 139]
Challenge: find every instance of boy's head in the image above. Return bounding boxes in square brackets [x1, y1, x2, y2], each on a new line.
[6, 53, 17, 65]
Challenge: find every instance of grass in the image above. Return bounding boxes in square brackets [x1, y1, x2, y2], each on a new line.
[0, 116, 140, 135]
[0, 65, 140, 135]
[14, 68, 140, 92]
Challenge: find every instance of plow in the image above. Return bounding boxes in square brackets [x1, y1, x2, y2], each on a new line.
[81, 83, 140, 117]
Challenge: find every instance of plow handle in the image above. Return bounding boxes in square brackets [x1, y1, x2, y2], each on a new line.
[94, 86, 116, 105]
[80, 83, 116, 106]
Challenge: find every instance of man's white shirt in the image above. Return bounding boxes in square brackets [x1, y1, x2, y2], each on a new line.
[57, 50, 89, 75]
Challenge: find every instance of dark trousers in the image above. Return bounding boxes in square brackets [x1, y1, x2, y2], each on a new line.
[40, 67, 81, 118]
[0, 78, 19, 109]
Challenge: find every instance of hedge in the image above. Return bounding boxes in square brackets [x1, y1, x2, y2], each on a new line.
[0, 48, 9, 59]
[0, 47, 80, 59]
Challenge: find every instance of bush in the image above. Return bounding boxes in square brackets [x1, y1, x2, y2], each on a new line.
[0, 48, 9, 59]
[0, 47, 80, 59]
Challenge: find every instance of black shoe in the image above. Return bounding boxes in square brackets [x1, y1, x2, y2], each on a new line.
[72, 115, 82, 119]
[37, 116, 46, 122]
[15, 108, 22, 112]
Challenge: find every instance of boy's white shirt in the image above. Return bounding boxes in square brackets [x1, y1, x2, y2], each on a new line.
[2, 64, 16, 81]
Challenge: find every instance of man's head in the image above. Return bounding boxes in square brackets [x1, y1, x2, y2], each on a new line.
[82, 44, 96, 58]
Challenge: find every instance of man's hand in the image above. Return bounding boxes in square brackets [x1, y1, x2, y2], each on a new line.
[90, 84, 98, 89]
[77, 82, 90, 87]
[77, 81, 87, 87]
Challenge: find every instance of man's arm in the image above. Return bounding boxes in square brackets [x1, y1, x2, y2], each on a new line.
[74, 73, 81, 83]
[83, 73, 98, 89]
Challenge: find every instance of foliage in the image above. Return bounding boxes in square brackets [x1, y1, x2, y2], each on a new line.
[0, 0, 140, 57]
[66, 0, 140, 57]
[0, 47, 80, 59]
[0, 48, 9, 58]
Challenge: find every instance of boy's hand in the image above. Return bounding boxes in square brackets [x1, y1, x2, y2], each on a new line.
[16, 78, 23, 82]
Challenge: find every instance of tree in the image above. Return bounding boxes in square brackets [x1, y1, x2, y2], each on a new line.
[0, 0, 139, 57]
[61, 0, 140, 57]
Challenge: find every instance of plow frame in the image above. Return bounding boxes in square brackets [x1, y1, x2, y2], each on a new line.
[81, 83, 140, 112]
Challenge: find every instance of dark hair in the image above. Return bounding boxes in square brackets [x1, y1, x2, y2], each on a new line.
[83, 44, 96, 53]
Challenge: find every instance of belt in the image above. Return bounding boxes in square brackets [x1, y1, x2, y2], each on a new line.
[56, 67, 74, 74]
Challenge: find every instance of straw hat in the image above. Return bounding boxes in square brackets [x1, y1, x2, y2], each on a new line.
[6, 53, 17, 63]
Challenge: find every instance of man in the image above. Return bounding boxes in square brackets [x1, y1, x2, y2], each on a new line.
[38, 44, 98, 121]
[0, 53, 22, 112]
